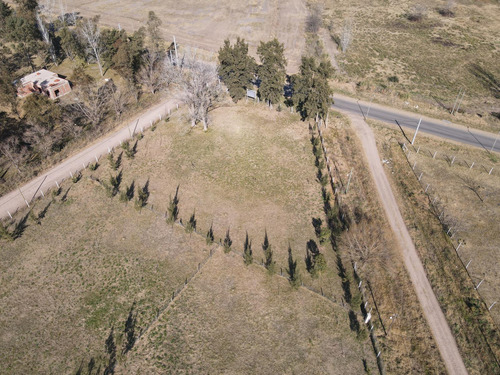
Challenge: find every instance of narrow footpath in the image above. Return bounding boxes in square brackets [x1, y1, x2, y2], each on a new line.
[342, 111, 468, 375]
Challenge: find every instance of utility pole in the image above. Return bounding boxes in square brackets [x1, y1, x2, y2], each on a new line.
[490, 131, 500, 152]
[411, 118, 422, 145]
[345, 168, 353, 194]
[451, 88, 463, 115]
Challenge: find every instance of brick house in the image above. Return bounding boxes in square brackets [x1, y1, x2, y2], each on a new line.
[17, 69, 71, 100]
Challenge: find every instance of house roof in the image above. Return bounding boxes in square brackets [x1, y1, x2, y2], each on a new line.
[20, 69, 68, 90]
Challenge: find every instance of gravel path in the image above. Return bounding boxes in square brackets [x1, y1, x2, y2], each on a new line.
[0, 99, 178, 220]
[344, 111, 468, 375]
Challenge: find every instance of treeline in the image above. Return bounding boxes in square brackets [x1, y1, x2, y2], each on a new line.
[217, 37, 334, 123]
[0, 1, 179, 190]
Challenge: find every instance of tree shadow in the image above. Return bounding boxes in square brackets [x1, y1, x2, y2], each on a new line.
[469, 63, 500, 99]
[61, 187, 71, 202]
[312, 217, 322, 237]
[13, 213, 29, 239]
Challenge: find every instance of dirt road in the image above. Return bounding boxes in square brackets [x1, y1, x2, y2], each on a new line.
[343, 112, 468, 375]
[0, 99, 178, 220]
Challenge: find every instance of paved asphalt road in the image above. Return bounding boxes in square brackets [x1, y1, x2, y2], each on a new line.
[332, 94, 500, 153]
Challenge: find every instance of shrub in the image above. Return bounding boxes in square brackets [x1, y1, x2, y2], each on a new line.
[89, 162, 99, 171]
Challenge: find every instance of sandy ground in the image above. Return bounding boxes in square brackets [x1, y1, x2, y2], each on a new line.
[343, 111, 468, 375]
[63, 0, 307, 73]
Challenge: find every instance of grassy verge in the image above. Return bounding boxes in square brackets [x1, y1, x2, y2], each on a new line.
[371, 120, 500, 374]
[321, 0, 500, 132]
[318, 110, 446, 374]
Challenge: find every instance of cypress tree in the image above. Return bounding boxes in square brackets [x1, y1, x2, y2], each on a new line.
[262, 230, 275, 274]
[206, 223, 214, 245]
[291, 56, 334, 121]
[218, 37, 256, 102]
[257, 38, 287, 105]
[287, 245, 301, 288]
[223, 228, 232, 253]
[243, 231, 253, 265]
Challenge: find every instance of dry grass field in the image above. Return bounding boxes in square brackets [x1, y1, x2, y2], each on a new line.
[1, 103, 379, 373]
[120, 250, 375, 374]
[62, 0, 307, 73]
[0, 177, 209, 374]
[370, 119, 500, 373]
[320, 0, 500, 131]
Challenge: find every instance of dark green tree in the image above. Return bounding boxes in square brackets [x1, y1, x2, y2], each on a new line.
[59, 26, 84, 61]
[166, 186, 179, 224]
[146, 11, 162, 50]
[22, 93, 62, 130]
[291, 56, 334, 122]
[257, 38, 286, 105]
[243, 231, 253, 265]
[223, 228, 232, 253]
[218, 37, 256, 102]
[262, 230, 275, 274]
[185, 210, 196, 233]
[206, 223, 214, 245]
[287, 245, 301, 288]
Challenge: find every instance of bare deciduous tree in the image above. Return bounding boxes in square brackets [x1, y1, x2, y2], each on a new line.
[106, 80, 130, 120]
[0, 137, 27, 173]
[180, 58, 223, 131]
[344, 221, 390, 280]
[340, 19, 354, 53]
[25, 123, 62, 160]
[36, 10, 57, 65]
[79, 16, 105, 76]
[460, 174, 484, 202]
[137, 50, 177, 94]
[72, 82, 110, 127]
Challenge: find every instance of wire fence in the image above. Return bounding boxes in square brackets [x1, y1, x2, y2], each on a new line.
[400, 141, 500, 369]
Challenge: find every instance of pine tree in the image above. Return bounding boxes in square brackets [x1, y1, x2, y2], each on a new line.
[243, 231, 253, 265]
[218, 37, 256, 102]
[223, 228, 232, 253]
[262, 230, 275, 274]
[257, 38, 287, 105]
[291, 56, 334, 122]
[287, 245, 301, 288]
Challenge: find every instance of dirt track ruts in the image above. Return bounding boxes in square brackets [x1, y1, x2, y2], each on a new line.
[343, 112, 468, 375]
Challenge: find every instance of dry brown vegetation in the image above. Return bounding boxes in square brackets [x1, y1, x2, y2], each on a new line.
[319, 111, 447, 374]
[370, 119, 500, 374]
[120, 250, 374, 374]
[319, 0, 500, 131]
[0, 103, 380, 374]
[61, 0, 307, 73]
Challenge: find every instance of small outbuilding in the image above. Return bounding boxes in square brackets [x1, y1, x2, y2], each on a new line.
[17, 69, 71, 100]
